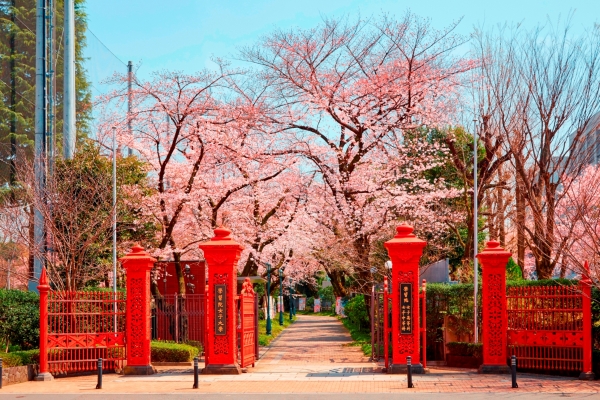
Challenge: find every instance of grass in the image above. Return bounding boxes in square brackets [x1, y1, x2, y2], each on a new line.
[340, 318, 373, 357]
[258, 314, 296, 346]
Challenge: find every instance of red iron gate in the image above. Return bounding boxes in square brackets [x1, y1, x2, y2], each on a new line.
[507, 273, 593, 376]
[152, 294, 206, 347]
[237, 278, 256, 368]
[371, 277, 427, 371]
[40, 271, 126, 375]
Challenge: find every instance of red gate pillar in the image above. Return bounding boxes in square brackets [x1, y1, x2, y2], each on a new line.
[477, 240, 511, 374]
[35, 268, 53, 381]
[384, 224, 426, 374]
[121, 244, 156, 375]
[579, 261, 595, 380]
[199, 227, 243, 375]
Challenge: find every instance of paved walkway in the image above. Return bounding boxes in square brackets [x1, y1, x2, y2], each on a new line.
[254, 314, 371, 371]
[1, 315, 599, 396]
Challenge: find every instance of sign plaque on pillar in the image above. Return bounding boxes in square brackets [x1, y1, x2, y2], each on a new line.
[215, 285, 227, 336]
[400, 283, 412, 334]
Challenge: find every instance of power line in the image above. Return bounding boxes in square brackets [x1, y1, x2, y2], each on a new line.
[86, 28, 127, 66]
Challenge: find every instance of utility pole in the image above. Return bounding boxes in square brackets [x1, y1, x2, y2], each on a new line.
[47, 0, 55, 173]
[9, 0, 17, 185]
[63, 0, 76, 159]
[127, 61, 133, 156]
[30, 0, 47, 292]
[473, 122, 479, 344]
[112, 126, 118, 330]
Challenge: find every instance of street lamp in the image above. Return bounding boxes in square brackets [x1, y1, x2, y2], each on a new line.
[473, 119, 479, 344]
[279, 267, 284, 326]
[288, 277, 294, 321]
[265, 262, 272, 335]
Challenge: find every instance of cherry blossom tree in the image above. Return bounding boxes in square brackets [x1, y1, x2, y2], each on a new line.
[555, 165, 600, 284]
[240, 13, 476, 292]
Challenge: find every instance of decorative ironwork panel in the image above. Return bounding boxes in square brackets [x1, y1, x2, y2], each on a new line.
[506, 284, 591, 374]
[46, 291, 127, 375]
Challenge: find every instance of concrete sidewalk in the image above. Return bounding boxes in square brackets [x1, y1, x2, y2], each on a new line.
[0, 315, 598, 395]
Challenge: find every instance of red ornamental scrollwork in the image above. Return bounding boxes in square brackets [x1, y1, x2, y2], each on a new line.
[214, 335, 229, 355]
[486, 273, 504, 357]
[398, 332, 414, 354]
[129, 277, 145, 359]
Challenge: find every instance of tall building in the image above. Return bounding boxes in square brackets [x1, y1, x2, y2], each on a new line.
[570, 111, 600, 167]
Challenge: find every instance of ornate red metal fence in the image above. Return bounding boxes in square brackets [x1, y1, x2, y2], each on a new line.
[371, 276, 427, 372]
[44, 290, 126, 375]
[152, 294, 206, 347]
[506, 279, 593, 376]
[237, 278, 256, 368]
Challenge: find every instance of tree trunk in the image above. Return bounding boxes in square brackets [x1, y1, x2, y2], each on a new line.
[515, 175, 526, 277]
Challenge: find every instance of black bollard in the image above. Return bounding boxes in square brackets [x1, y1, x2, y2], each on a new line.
[0, 358, 3, 389]
[407, 356, 414, 388]
[511, 355, 518, 388]
[96, 358, 103, 389]
[193, 357, 199, 389]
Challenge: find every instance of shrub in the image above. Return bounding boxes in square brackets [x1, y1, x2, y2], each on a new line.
[151, 341, 200, 362]
[344, 294, 369, 332]
[0, 349, 39, 367]
[0, 289, 40, 351]
[306, 297, 314, 309]
[0, 352, 25, 367]
[446, 342, 483, 358]
[318, 286, 335, 304]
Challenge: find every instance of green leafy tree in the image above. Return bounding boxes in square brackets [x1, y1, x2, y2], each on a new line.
[0, 0, 92, 184]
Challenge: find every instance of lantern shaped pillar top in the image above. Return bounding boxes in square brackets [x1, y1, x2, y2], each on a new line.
[120, 244, 156, 271]
[200, 227, 243, 375]
[477, 240, 511, 267]
[384, 224, 426, 374]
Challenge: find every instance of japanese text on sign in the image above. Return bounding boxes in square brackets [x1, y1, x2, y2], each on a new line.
[215, 284, 227, 336]
[400, 283, 412, 334]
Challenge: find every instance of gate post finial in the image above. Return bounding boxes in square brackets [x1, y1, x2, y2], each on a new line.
[199, 227, 244, 375]
[120, 244, 157, 375]
[477, 240, 511, 374]
[384, 224, 427, 374]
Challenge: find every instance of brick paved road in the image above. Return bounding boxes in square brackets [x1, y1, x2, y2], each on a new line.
[1, 314, 599, 396]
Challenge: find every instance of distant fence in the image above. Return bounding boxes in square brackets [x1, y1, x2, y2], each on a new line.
[151, 294, 205, 347]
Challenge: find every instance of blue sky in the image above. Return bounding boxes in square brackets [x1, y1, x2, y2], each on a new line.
[84, 0, 599, 84]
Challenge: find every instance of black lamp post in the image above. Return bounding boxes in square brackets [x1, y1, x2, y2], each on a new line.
[279, 267, 284, 326]
[265, 262, 272, 335]
[289, 277, 294, 321]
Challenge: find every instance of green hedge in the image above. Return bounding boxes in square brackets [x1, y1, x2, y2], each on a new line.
[0, 289, 39, 351]
[151, 341, 200, 362]
[0, 349, 40, 367]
